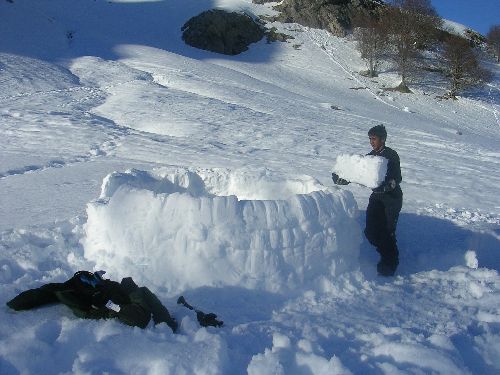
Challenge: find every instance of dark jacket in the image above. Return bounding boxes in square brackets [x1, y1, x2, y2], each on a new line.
[6, 272, 177, 332]
[368, 146, 402, 196]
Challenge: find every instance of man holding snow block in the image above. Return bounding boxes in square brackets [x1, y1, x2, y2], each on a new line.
[332, 125, 403, 276]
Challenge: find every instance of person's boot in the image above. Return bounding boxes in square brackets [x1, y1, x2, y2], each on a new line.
[377, 257, 398, 276]
[377, 238, 399, 276]
[377, 261, 394, 276]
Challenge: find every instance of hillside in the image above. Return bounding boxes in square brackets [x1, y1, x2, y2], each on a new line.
[1, 1, 499, 374]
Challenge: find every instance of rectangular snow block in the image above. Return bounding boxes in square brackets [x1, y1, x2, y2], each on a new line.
[333, 154, 388, 189]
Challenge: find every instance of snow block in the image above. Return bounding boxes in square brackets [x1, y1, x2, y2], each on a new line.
[333, 154, 388, 189]
[82, 168, 361, 295]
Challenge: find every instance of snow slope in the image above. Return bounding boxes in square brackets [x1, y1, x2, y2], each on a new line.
[1, 1, 499, 374]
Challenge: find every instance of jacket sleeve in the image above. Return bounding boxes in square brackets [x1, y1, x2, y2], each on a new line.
[6, 282, 70, 311]
[386, 150, 402, 185]
[6, 287, 59, 311]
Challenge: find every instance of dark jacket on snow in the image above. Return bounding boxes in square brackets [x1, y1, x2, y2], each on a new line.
[6, 271, 178, 332]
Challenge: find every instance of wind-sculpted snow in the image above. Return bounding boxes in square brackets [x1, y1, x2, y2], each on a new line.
[83, 168, 361, 294]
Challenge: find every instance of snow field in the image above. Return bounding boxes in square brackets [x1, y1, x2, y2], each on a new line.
[2, 218, 499, 374]
[83, 167, 361, 295]
[1, 0, 499, 373]
[333, 154, 388, 188]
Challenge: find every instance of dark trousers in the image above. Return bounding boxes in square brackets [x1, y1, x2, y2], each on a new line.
[364, 189, 403, 269]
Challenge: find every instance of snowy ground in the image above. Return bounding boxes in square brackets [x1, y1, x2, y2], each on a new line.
[1, 1, 499, 374]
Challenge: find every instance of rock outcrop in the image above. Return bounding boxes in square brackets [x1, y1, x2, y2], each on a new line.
[257, 0, 384, 36]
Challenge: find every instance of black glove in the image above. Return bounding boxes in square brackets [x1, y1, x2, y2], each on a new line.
[382, 179, 397, 192]
[332, 172, 349, 185]
[196, 311, 223, 328]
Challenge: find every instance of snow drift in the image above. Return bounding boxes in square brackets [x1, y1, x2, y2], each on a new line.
[83, 168, 361, 295]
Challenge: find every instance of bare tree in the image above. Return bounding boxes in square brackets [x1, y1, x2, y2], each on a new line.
[352, 10, 387, 77]
[381, 0, 442, 91]
[441, 35, 492, 98]
[486, 25, 500, 62]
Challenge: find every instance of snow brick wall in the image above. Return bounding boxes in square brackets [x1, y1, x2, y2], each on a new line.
[83, 168, 361, 295]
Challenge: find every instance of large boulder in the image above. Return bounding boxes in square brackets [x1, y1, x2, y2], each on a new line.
[182, 9, 265, 55]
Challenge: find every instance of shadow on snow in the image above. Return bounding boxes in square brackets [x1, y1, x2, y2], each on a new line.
[358, 211, 499, 277]
[0, 0, 280, 64]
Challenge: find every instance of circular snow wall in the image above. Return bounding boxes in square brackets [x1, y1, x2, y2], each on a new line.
[83, 168, 361, 295]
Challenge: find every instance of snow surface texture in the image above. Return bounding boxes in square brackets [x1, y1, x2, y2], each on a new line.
[1, 0, 500, 374]
[83, 168, 361, 294]
[333, 154, 388, 188]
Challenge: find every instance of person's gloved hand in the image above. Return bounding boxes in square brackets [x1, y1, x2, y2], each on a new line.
[332, 172, 349, 185]
[382, 179, 397, 192]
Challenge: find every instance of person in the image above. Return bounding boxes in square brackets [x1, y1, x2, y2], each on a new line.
[6, 270, 178, 332]
[332, 125, 403, 276]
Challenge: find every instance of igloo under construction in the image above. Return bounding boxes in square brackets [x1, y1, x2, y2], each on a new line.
[82, 167, 361, 295]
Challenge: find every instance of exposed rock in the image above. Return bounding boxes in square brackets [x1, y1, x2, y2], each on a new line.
[266, 27, 295, 43]
[182, 10, 265, 55]
[255, 0, 383, 36]
[464, 28, 487, 48]
[384, 82, 413, 93]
